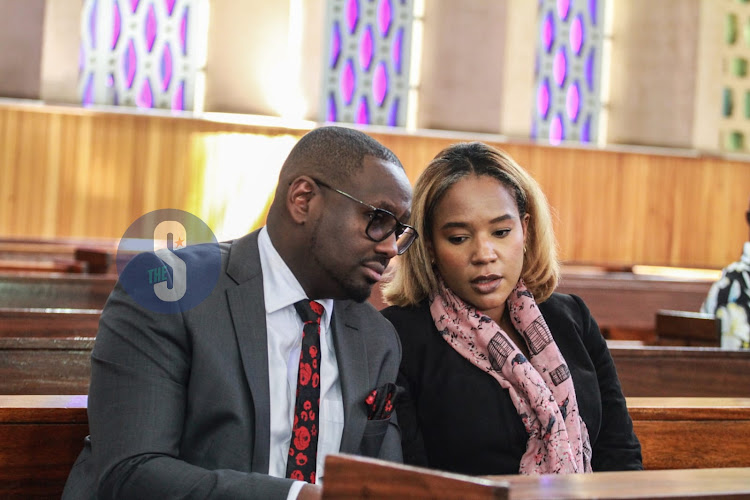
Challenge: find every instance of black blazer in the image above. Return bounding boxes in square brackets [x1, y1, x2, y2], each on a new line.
[63, 230, 403, 499]
[381, 292, 642, 475]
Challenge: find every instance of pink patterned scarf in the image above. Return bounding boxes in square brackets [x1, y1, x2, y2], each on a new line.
[429, 278, 592, 474]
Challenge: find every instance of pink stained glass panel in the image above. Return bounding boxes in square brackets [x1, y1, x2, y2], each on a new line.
[137, 78, 154, 108]
[542, 11, 555, 53]
[392, 27, 403, 74]
[129, 0, 140, 13]
[566, 81, 580, 122]
[341, 59, 356, 105]
[123, 39, 137, 89]
[388, 97, 399, 126]
[570, 14, 584, 55]
[160, 42, 173, 91]
[356, 96, 370, 124]
[549, 114, 564, 145]
[553, 46, 567, 88]
[346, 0, 359, 34]
[537, 78, 550, 119]
[377, 0, 392, 37]
[359, 25, 374, 71]
[82, 72, 95, 106]
[557, 0, 570, 20]
[89, 0, 98, 49]
[327, 93, 337, 122]
[330, 21, 341, 69]
[112, 0, 121, 50]
[373, 61, 388, 106]
[172, 80, 185, 110]
[180, 7, 188, 55]
[145, 3, 158, 52]
[165, 0, 177, 16]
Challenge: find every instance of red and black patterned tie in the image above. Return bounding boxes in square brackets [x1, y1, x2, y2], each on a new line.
[286, 299, 323, 484]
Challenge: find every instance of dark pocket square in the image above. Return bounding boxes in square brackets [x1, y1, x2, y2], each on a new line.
[365, 382, 401, 420]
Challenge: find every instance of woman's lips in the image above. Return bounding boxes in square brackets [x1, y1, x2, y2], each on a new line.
[470, 275, 502, 294]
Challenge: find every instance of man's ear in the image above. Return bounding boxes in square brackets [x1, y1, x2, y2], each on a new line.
[287, 176, 319, 224]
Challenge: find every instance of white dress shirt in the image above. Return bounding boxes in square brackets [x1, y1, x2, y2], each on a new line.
[257, 228, 344, 498]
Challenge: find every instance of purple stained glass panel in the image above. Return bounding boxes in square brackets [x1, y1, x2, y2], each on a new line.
[165, 0, 177, 16]
[123, 39, 137, 89]
[542, 11, 555, 53]
[161, 42, 173, 91]
[553, 46, 567, 88]
[557, 0, 570, 20]
[377, 0, 392, 37]
[180, 7, 188, 55]
[570, 14, 584, 55]
[359, 25, 374, 70]
[581, 114, 591, 142]
[589, 0, 597, 26]
[112, 0, 121, 50]
[373, 61, 388, 106]
[549, 114, 564, 145]
[356, 96, 370, 124]
[566, 81, 580, 122]
[328, 93, 337, 122]
[331, 21, 342, 69]
[346, 0, 359, 34]
[537, 78, 550, 119]
[82, 72, 95, 106]
[137, 78, 154, 108]
[392, 27, 403, 74]
[89, 0, 98, 49]
[388, 97, 399, 126]
[172, 80, 185, 110]
[129, 0, 140, 13]
[341, 58, 356, 105]
[145, 3, 158, 52]
[585, 47, 595, 91]
[530, 118, 538, 140]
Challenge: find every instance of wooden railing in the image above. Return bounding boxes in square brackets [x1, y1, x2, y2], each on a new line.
[1, 102, 748, 269]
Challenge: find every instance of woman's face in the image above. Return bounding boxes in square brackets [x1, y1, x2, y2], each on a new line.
[429, 174, 528, 322]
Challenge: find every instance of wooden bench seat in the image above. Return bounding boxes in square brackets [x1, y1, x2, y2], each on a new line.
[0, 273, 115, 309]
[0, 337, 93, 394]
[0, 395, 88, 499]
[610, 345, 750, 397]
[0, 308, 101, 338]
[654, 309, 720, 346]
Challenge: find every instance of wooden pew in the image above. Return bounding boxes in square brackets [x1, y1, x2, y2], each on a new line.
[556, 269, 713, 342]
[0, 238, 117, 275]
[0, 308, 100, 338]
[0, 395, 88, 499]
[610, 345, 750, 397]
[0, 337, 93, 394]
[0, 272, 115, 309]
[323, 454, 750, 499]
[654, 309, 720, 346]
[628, 397, 750, 470]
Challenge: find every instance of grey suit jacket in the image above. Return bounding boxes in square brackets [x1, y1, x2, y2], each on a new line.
[63, 230, 402, 499]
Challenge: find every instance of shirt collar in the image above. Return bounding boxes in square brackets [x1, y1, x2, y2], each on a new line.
[257, 227, 334, 327]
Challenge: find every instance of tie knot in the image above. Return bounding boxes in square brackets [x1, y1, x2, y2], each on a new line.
[294, 299, 324, 324]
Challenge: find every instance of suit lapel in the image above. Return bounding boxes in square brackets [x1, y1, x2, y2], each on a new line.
[225, 231, 272, 474]
[331, 302, 370, 453]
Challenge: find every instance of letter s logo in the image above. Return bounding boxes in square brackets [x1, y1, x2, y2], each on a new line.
[153, 221, 187, 302]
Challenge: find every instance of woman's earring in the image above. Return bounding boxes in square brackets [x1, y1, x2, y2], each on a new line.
[523, 246, 527, 254]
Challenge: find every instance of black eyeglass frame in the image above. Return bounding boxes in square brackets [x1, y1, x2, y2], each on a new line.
[746, 210, 750, 225]
[311, 177, 418, 254]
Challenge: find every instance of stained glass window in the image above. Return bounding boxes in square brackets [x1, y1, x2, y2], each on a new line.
[532, 0, 608, 145]
[719, 0, 750, 152]
[321, 0, 415, 127]
[79, 0, 207, 111]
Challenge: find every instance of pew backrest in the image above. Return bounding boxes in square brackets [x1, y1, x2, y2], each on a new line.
[654, 309, 720, 346]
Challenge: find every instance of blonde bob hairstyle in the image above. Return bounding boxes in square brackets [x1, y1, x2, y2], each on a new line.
[382, 142, 560, 306]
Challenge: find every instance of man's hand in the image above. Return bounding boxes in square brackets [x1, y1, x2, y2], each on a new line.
[298, 483, 323, 500]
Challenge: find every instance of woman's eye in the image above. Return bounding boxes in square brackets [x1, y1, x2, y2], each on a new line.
[494, 229, 511, 238]
[447, 236, 467, 244]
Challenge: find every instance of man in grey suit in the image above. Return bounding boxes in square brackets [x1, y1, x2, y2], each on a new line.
[63, 126, 417, 499]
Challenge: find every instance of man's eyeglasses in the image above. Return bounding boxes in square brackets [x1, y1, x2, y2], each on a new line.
[746, 210, 750, 225]
[312, 178, 418, 255]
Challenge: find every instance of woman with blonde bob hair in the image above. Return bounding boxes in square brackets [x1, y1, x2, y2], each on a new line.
[381, 142, 641, 476]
